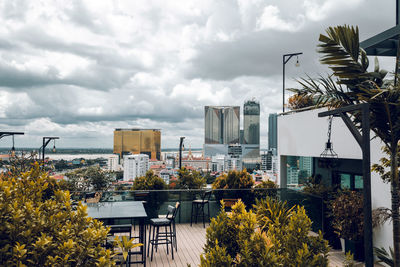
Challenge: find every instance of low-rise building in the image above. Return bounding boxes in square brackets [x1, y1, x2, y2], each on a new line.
[123, 154, 149, 181]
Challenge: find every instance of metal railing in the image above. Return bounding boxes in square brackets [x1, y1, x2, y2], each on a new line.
[73, 188, 324, 232]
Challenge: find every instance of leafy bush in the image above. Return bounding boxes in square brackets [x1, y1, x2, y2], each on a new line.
[65, 166, 114, 192]
[0, 163, 114, 266]
[132, 170, 167, 190]
[212, 169, 254, 189]
[330, 190, 364, 240]
[254, 180, 277, 189]
[176, 168, 206, 189]
[255, 197, 294, 232]
[201, 199, 329, 267]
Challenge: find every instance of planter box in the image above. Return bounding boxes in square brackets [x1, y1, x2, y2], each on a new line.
[345, 239, 364, 262]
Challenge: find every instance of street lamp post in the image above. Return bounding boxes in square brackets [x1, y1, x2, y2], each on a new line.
[41, 137, 59, 163]
[283, 52, 303, 113]
[0, 132, 24, 155]
[179, 137, 185, 170]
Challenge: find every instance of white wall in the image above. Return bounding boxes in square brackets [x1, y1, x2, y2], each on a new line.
[278, 108, 362, 159]
[278, 108, 392, 252]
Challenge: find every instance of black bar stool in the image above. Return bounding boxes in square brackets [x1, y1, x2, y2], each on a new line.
[190, 190, 212, 228]
[147, 204, 179, 261]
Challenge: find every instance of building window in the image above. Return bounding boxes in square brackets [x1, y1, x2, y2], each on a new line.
[336, 172, 363, 190]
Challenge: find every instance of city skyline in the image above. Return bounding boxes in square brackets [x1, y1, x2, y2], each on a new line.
[0, 0, 396, 149]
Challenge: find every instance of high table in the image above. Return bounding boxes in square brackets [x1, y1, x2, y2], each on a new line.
[87, 201, 147, 266]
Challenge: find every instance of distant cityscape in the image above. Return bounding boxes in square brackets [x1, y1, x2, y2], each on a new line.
[0, 100, 315, 188]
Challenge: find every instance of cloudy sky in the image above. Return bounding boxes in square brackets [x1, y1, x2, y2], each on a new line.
[0, 0, 396, 149]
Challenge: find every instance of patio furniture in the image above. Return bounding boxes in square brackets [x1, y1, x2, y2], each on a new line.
[191, 190, 212, 228]
[147, 204, 178, 261]
[86, 201, 147, 266]
[158, 202, 180, 251]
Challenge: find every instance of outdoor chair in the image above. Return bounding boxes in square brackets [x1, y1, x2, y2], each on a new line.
[147, 203, 179, 261]
[158, 202, 180, 251]
[190, 190, 212, 228]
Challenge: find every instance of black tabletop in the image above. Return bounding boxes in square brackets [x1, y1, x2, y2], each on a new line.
[86, 201, 147, 220]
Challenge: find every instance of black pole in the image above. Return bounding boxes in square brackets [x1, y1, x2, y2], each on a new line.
[42, 137, 59, 163]
[282, 52, 303, 113]
[283, 56, 285, 113]
[362, 104, 373, 267]
[319, 103, 373, 267]
[179, 137, 185, 170]
[42, 137, 45, 162]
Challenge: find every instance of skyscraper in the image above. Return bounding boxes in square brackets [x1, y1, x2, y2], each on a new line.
[268, 113, 278, 154]
[243, 100, 260, 145]
[204, 106, 240, 144]
[113, 129, 161, 160]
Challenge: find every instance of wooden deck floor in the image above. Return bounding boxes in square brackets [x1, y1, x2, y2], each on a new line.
[128, 223, 366, 267]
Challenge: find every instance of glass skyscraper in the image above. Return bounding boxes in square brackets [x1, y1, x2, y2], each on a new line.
[204, 106, 240, 144]
[243, 100, 260, 145]
[268, 113, 278, 154]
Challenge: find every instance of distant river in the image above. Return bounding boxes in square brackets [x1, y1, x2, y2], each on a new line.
[48, 154, 114, 161]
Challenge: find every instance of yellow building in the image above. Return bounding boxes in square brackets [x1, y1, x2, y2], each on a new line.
[113, 129, 161, 160]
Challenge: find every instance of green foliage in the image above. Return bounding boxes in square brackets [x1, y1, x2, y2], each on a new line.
[204, 172, 216, 184]
[176, 168, 206, 189]
[254, 180, 278, 189]
[200, 241, 233, 267]
[212, 169, 254, 189]
[330, 190, 364, 240]
[132, 170, 167, 190]
[65, 166, 114, 192]
[374, 246, 394, 267]
[201, 199, 329, 267]
[344, 251, 355, 267]
[0, 163, 114, 266]
[112, 236, 143, 264]
[289, 23, 400, 265]
[288, 94, 315, 110]
[255, 197, 294, 232]
[372, 145, 400, 184]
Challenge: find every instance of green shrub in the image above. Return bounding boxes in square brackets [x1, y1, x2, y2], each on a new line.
[132, 170, 167, 190]
[254, 180, 277, 189]
[176, 168, 206, 189]
[200, 241, 233, 267]
[255, 197, 294, 232]
[0, 163, 114, 266]
[330, 190, 364, 240]
[212, 169, 254, 189]
[201, 198, 329, 267]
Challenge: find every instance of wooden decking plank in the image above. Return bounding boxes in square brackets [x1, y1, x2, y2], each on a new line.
[127, 223, 361, 267]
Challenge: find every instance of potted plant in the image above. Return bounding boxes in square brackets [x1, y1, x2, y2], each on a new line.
[330, 190, 364, 261]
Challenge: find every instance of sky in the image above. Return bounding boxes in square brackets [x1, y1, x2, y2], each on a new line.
[0, 0, 396, 149]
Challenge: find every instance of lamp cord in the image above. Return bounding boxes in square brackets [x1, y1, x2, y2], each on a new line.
[327, 115, 333, 142]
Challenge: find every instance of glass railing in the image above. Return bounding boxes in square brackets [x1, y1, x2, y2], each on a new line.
[73, 188, 323, 233]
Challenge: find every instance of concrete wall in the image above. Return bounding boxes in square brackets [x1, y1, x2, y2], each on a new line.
[278, 108, 392, 252]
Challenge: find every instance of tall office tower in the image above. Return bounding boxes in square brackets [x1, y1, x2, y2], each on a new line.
[268, 113, 278, 155]
[113, 129, 161, 160]
[123, 154, 149, 181]
[243, 100, 260, 145]
[204, 106, 240, 144]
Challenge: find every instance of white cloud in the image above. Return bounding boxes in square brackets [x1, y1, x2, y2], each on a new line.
[256, 5, 305, 32]
[303, 0, 364, 21]
[0, 0, 395, 148]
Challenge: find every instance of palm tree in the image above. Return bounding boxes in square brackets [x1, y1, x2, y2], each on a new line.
[290, 25, 400, 266]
